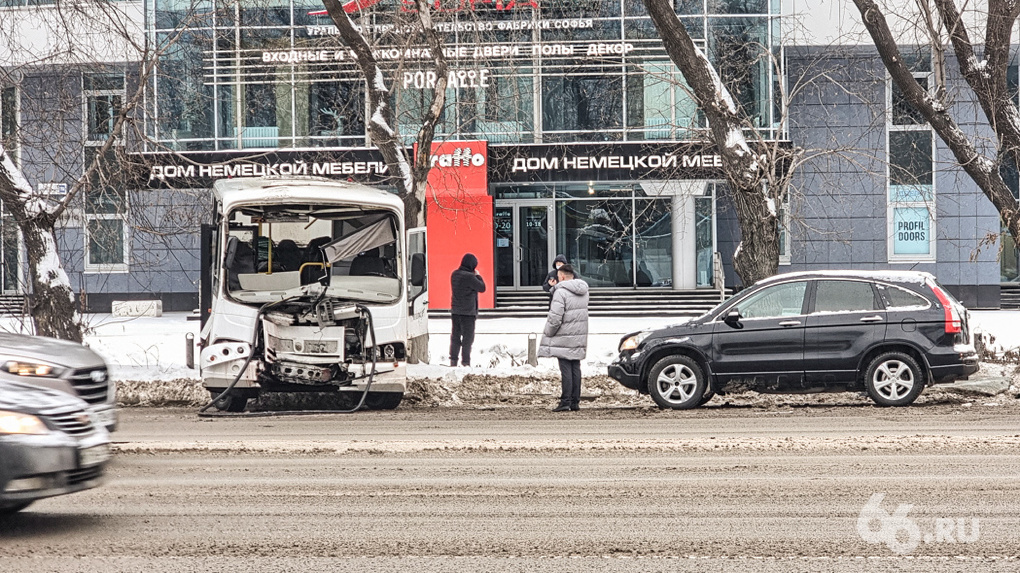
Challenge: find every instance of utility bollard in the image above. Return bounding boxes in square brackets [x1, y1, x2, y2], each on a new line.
[527, 333, 538, 367]
[185, 332, 195, 369]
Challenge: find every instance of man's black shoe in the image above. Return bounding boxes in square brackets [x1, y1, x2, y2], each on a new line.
[569, 401, 579, 411]
[552, 402, 571, 412]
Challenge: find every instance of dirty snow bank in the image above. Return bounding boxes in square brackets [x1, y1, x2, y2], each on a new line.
[2, 311, 1016, 408]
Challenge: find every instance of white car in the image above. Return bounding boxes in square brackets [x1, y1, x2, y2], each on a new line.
[0, 333, 116, 431]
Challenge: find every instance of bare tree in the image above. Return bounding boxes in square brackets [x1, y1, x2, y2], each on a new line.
[852, 0, 1020, 244]
[319, 0, 457, 362]
[321, 0, 449, 228]
[642, 0, 797, 285]
[0, 2, 173, 341]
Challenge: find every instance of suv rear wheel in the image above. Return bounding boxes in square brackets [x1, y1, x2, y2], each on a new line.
[647, 355, 706, 410]
[864, 352, 924, 407]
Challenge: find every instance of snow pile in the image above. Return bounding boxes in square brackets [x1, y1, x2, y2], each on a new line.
[406, 373, 643, 409]
[971, 312, 1020, 363]
[118, 378, 208, 407]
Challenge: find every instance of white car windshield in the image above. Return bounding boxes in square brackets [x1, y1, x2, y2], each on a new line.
[224, 205, 400, 305]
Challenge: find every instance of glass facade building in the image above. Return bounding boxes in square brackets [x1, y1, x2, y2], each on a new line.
[148, 0, 780, 150]
[145, 0, 781, 297]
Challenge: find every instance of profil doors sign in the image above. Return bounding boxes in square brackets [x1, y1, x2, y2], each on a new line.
[423, 141, 494, 310]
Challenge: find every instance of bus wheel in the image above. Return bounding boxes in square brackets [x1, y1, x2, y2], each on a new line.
[210, 390, 248, 412]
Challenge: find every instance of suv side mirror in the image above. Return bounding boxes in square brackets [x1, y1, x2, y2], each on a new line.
[410, 252, 426, 287]
[724, 309, 742, 326]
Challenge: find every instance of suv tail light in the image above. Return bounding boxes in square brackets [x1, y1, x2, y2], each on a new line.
[929, 282, 962, 334]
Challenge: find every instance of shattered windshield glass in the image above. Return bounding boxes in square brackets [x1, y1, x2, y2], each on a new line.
[223, 205, 401, 305]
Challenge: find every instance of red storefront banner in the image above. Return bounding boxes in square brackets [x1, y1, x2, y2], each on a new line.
[422, 141, 494, 310]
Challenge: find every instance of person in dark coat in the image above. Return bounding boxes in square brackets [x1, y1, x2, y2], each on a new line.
[449, 253, 486, 367]
[541, 254, 569, 294]
[537, 264, 589, 411]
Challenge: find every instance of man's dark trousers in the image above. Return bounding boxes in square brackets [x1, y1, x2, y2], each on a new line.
[450, 314, 477, 366]
[557, 358, 581, 404]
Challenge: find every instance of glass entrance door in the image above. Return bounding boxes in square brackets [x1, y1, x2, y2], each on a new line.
[494, 201, 554, 290]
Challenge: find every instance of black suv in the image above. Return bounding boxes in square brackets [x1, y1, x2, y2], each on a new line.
[608, 271, 979, 409]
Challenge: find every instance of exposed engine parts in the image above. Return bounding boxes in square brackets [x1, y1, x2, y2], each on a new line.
[200, 297, 380, 417]
[260, 296, 377, 388]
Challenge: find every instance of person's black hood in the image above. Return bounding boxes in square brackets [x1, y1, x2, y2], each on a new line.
[459, 253, 478, 271]
[552, 254, 568, 269]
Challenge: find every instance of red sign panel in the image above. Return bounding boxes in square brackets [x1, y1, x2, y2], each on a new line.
[423, 141, 494, 310]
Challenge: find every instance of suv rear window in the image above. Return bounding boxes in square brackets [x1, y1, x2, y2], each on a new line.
[883, 285, 930, 309]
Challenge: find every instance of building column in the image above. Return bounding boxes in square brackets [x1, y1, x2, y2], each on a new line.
[667, 181, 705, 290]
[671, 193, 695, 290]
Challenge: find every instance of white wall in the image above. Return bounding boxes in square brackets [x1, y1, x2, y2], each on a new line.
[0, 1, 144, 66]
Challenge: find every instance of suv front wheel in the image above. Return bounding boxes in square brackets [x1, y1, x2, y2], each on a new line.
[864, 352, 925, 407]
[647, 355, 707, 410]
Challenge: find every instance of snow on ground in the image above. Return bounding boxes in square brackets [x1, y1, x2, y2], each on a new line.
[0, 310, 1016, 387]
[969, 310, 1020, 357]
[412, 316, 687, 381]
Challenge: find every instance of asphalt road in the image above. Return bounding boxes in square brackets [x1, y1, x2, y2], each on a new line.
[2, 404, 1019, 572]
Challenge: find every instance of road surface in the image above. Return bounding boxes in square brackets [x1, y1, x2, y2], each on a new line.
[2, 404, 1019, 572]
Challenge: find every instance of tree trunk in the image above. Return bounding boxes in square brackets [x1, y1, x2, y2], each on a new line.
[404, 180, 426, 230]
[643, 0, 782, 286]
[729, 187, 780, 285]
[18, 216, 82, 342]
[0, 148, 83, 342]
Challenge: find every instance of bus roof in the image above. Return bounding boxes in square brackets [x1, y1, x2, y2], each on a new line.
[213, 177, 404, 215]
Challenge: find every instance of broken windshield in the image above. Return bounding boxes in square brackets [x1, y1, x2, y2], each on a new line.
[223, 205, 401, 305]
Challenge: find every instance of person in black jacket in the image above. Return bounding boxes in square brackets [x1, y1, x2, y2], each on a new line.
[542, 254, 569, 294]
[450, 253, 486, 367]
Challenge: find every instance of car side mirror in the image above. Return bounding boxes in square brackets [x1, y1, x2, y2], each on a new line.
[410, 253, 426, 287]
[724, 309, 742, 325]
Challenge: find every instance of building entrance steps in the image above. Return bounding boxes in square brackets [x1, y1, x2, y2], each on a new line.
[430, 288, 728, 318]
[1001, 283, 1020, 309]
[0, 294, 25, 316]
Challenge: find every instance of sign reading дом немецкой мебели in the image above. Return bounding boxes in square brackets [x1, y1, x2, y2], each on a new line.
[130, 141, 786, 189]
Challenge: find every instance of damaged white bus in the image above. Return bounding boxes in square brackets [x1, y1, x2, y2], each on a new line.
[198, 177, 428, 412]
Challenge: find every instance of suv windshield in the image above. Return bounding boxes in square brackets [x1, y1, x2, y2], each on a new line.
[224, 204, 400, 305]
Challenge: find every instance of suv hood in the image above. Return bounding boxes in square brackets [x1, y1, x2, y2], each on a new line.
[0, 380, 89, 414]
[0, 332, 105, 370]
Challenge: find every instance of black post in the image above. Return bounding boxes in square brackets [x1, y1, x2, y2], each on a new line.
[199, 223, 213, 328]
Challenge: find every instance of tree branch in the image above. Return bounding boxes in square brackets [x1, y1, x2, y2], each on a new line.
[853, 0, 1020, 241]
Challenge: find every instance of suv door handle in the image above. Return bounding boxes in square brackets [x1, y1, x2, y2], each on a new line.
[860, 315, 883, 323]
[778, 320, 801, 327]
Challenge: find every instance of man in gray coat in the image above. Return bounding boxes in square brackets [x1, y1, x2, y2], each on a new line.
[537, 264, 589, 412]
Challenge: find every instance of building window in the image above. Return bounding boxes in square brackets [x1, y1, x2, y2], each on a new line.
[887, 51, 935, 262]
[85, 73, 125, 142]
[1002, 62, 1020, 281]
[777, 194, 791, 265]
[1, 86, 17, 162]
[542, 72, 624, 141]
[86, 217, 127, 268]
[84, 74, 128, 271]
[83, 148, 128, 273]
